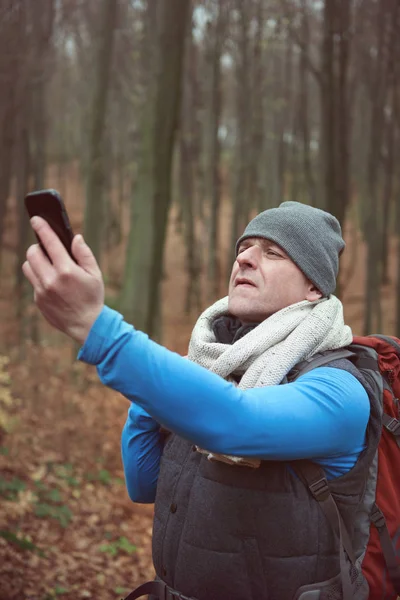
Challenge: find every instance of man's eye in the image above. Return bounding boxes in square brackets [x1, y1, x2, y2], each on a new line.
[266, 249, 280, 257]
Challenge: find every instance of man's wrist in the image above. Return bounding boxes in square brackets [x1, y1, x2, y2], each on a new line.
[70, 305, 104, 346]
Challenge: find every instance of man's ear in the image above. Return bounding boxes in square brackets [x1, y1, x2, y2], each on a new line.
[306, 284, 323, 302]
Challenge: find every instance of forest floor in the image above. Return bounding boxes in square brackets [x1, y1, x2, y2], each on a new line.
[0, 164, 398, 599]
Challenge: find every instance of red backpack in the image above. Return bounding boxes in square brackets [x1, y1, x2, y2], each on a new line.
[353, 335, 400, 599]
[291, 335, 400, 599]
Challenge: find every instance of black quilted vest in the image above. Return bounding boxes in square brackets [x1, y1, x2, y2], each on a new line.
[151, 359, 381, 600]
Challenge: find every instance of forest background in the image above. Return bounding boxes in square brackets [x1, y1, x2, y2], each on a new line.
[1, 0, 400, 598]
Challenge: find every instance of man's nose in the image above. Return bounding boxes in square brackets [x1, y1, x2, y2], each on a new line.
[236, 246, 259, 268]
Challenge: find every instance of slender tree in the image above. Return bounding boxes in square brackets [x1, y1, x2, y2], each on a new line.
[179, 10, 203, 315]
[0, 1, 25, 268]
[120, 0, 190, 339]
[207, 0, 226, 302]
[84, 0, 118, 264]
[363, 0, 399, 334]
[230, 1, 252, 266]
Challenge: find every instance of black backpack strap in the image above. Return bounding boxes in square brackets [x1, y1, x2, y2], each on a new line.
[123, 579, 197, 600]
[291, 460, 355, 600]
[123, 581, 165, 600]
[370, 503, 400, 594]
[287, 349, 356, 382]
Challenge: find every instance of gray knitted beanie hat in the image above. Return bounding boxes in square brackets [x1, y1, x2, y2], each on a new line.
[235, 201, 345, 296]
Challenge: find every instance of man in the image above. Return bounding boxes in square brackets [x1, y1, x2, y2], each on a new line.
[23, 201, 378, 600]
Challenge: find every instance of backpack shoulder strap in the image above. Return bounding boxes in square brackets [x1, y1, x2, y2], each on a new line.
[291, 460, 355, 600]
[370, 503, 400, 594]
[287, 348, 356, 382]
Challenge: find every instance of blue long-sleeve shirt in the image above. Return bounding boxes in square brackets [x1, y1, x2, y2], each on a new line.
[78, 306, 370, 503]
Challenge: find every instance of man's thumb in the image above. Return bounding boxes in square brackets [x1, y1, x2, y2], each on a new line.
[72, 235, 100, 274]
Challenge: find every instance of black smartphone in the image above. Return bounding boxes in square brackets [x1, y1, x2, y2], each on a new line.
[25, 189, 76, 262]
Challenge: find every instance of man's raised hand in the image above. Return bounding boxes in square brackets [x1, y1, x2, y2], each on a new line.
[22, 216, 105, 345]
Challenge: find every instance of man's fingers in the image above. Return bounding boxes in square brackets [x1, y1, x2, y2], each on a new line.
[30, 216, 72, 268]
[22, 259, 44, 294]
[71, 234, 101, 276]
[26, 243, 55, 287]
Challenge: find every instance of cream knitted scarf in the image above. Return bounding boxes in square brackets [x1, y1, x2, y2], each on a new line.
[187, 295, 352, 468]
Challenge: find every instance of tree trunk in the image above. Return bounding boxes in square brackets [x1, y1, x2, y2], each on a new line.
[15, 109, 31, 347]
[230, 0, 251, 266]
[276, 35, 293, 206]
[380, 90, 396, 285]
[0, 2, 24, 268]
[336, 1, 351, 225]
[248, 0, 264, 214]
[299, 3, 316, 206]
[120, 0, 190, 339]
[207, 0, 225, 303]
[179, 12, 202, 315]
[84, 0, 118, 264]
[30, 0, 54, 345]
[320, 0, 352, 225]
[363, 0, 398, 334]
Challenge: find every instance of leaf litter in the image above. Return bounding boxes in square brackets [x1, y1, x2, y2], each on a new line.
[0, 346, 155, 600]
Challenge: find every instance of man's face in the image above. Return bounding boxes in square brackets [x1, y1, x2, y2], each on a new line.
[228, 237, 322, 323]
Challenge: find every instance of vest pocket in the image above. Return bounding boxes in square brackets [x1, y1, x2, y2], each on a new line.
[174, 540, 250, 599]
[243, 537, 269, 600]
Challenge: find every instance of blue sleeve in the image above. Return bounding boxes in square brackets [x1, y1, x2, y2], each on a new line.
[121, 402, 164, 503]
[79, 307, 370, 502]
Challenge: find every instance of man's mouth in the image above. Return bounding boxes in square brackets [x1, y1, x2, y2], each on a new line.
[235, 278, 256, 288]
